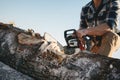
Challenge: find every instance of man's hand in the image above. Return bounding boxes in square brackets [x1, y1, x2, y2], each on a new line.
[76, 29, 88, 48]
[76, 29, 87, 38]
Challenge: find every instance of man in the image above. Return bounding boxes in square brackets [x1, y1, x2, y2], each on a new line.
[77, 0, 120, 57]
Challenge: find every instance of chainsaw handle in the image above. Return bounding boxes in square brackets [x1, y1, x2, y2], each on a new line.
[65, 29, 88, 40]
[64, 29, 80, 48]
[64, 29, 76, 38]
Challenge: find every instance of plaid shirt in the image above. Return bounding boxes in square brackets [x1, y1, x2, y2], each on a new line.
[80, 0, 120, 33]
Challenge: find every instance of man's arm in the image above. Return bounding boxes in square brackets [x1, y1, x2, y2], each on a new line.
[77, 0, 120, 38]
[77, 23, 112, 38]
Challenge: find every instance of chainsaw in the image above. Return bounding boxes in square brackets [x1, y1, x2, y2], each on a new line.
[64, 29, 86, 51]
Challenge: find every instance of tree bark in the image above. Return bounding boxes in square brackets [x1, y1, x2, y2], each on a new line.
[0, 61, 34, 80]
[0, 23, 120, 80]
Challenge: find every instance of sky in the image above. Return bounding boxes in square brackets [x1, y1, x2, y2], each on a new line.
[0, 0, 120, 59]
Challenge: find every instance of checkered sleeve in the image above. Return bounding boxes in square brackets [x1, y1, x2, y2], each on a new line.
[79, 7, 88, 29]
[106, 0, 120, 29]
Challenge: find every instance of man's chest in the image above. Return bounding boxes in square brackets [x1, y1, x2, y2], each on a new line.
[84, 4, 110, 26]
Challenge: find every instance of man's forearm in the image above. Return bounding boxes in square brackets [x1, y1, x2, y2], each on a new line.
[85, 23, 112, 36]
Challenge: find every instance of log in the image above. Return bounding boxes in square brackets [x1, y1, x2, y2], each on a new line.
[0, 61, 34, 80]
[0, 23, 120, 80]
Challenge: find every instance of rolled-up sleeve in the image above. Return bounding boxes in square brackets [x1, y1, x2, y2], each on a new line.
[106, 0, 120, 29]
